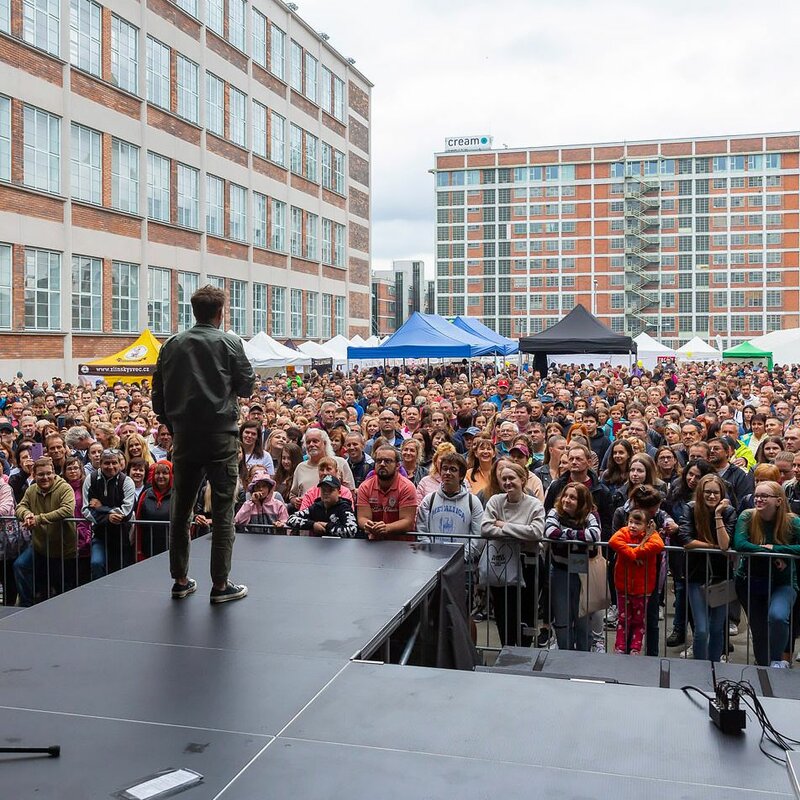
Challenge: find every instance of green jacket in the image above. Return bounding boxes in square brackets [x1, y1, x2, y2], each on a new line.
[16, 476, 77, 559]
[733, 510, 800, 589]
[152, 323, 255, 436]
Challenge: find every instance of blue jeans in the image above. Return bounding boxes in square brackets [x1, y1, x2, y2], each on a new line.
[550, 567, 589, 651]
[14, 546, 76, 607]
[90, 537, 133, 581]
[736, 579, 797, 665]
[687, 582, 727, 662]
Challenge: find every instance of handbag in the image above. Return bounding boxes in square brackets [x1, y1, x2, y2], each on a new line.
[703, 578, 737, 609]
[579, 550, 609, 616]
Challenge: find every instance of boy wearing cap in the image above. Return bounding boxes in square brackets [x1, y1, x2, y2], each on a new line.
[286, 476, 360, 538]
[234, 473, 288, 532]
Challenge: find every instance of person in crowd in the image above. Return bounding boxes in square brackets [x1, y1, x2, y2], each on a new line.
[364, 410, 405, 456]
[602, 439, 635, 495]
[0, 475, 25, 606]
[737, 463, 782, 513]
[534, 435, 567, 493]
[63, 455, 92, 586]
[126, 457, 149, 503]
[265, 429, 288, 467]
[123, 433, 155, 469]
[754, 436, 785, 465]
[134, 460, 173, 560]
[44, 432, 68, 477]
[609, 508, 665, 655]
[356, 445, 418, 542]
[8, 442, 35, 504]
[655, 446, 681, 485]
[707, 436, 754, 506]
[545, 482, 601, 651]
[416, 442, 457, 503]
[239, 421, 274, 478]
[288, 475, 360, 538]
[675, 474, 735, 663]
[344, 432, 374, 489]
[466, 434, 495, 496]
[480, 461, 545, 647]
[734, 481, 800, 668]
[150, 424, 173, 461]
[773, 451, 795, 486]
[507, 443, 545, 501]
[783, 451, 800, 515]
[83, 448, 136, 580]
[234, 473, 288, 533]
[290, 429, 354, 506]
[299, 458, 354, 510]
[14, 457, 76, 606]
[399, 438, 428, 486]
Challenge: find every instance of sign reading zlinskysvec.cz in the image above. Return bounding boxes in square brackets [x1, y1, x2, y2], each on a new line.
[444, 135, 493, 152]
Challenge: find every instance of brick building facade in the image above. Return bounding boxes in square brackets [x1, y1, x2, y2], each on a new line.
[433, 135, 800, 349]
[0, 0, 371, 378]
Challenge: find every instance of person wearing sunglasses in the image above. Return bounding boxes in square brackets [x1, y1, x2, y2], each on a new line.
[734, 481, 800, 668]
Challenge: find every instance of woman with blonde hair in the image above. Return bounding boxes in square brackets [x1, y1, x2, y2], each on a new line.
[416, 442, 457, 503]
[123, 433, 154, 468]
[93, 422, 120, 450]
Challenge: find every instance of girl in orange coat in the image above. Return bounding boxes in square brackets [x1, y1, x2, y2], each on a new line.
[609, 508, 664, 655]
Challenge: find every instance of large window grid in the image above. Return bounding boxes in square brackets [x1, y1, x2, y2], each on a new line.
[321, 218, 332, 263]
[175, 0, 197, 15]
[148, 266, 171, 333]
[177, 271, 198, 331]
[271, 286, 285, 336]
[289, 124, 302, 174]
[320, 65, 332, 115]
[147, 152, 171, 222]
[24, 248, 61, 330]
[252, 100, 267, 157]
[253, 192, 267, 248]
[229, 88, 247, 147]
[290, 40, 302, 91]
[206, 73, 224, 136]
[205, 0, 222, 35]
[176, 163, 199, 229]
[71, 255, 102, 331]
[176, 56, 199, 123]
[271, 199, 285, 251]
[305, 133, 317, 182]
[0, 96, 9, 182]
[24, 105, 60, 194]
[321, 143, 332, 190]
[304, 53, 317, 102]
[304, 212, 317, 260]
[23, 0, 60, 55]
[289, 206, 302, 256]
[270, 24, 285, 79]
[334, 297, 345, 334]
[290, 288, 302, 337]
[333, 150, 345, 194]
[112, 261, 139, 332]
[270, 111, 285, 165]
[112, 138, 139, 214]
[70, 0, 101, 75]
[0, 0, 9, 32]
[229, 183, 247, 242]
[253, 283, 267, 332]
[306, 291, 317, 337]
[0, 244, 11, 329]
[227, 0, 245, 50]
[321, 293, 332, 338]
[334, 223, 346, 267]
[111, 15, 138, 94]
[206, 175, 224, 236]
[333, 77, 345, 121]
[146, 37, 170, 109]
[229, 279, 246, 334]
[251, 9, 266, 66]
[70, 123, 101, 204]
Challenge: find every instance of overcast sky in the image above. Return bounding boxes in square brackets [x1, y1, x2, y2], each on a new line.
[296, 0, 800, 277]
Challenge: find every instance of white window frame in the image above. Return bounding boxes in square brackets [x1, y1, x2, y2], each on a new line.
[306, 291, 318, 337]
[333, 150, 345, 194]
[333, 76, 345, 121]
[176, 163, 199, 229]
[177, 271, 199, 331]
[289, 124, 302, 174]
[112, 138, 139, 214]
[320, 65, 332, 114]
[270, 24, 285, 80]
[304, 212, 317, 260]
[251, 9, 267, 66]
[176, 55, 199, 123]
[334, 296, 345, 336]
[290, 206, 302, 256]
[0, 0, 10, 33]
[227, 0, 245, 51]
[0, 96, 9, 183]
[290, 288, 302, 337]
[206, 72, 224, 136]
[252, 100, 267, 158]
[321, 217, 332, 263]
[148, 266, 171, 333]
[321, 142, 332, 189]
[70, 123, 101, 204]
[229, 279, 246, 334]
[112, 261, 139, 332]
[0, 243, 11, 329]
[253, 192, 267, 248]
[334, 223, 345, 267]
[304, 52, 317, 102]
[229, 183, 247, 242]
[111, 14, 138, 94]
[270, 111, 285, 165]
[24, 248, 61, 330]
[205, 0, 223, 35]
[271, 198, 285, 251]
[23, 0, 60, 56]
[24, 105, 60, 194]
[70, 0, 101, 76]
[271, 286, 285, 337]
[71, 254, 102, 331]
[321, 293, 332, 338]
[305, 132, 317, 182]
[147, 151, 171, 222]
[175, 0, 197, 16]
[229, 87, 247, 147]
[290, 40, 303, 91]
[146, 36, 171, 109]
[252, 283, 267, 332]
[206, 174, 224, 236]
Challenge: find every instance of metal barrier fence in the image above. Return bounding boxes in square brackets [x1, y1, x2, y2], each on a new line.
[0, 516, 797, 667]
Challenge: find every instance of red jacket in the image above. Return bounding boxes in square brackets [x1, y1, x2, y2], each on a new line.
[609, 526, 664, 596]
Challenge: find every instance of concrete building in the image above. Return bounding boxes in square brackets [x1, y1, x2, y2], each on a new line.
[433, 134, 800, 349]
[0, 0, 372, 378]
[370, 259, 424, 336]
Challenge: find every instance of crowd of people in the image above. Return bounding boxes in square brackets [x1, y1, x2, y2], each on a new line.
[0, 354, 799, 667]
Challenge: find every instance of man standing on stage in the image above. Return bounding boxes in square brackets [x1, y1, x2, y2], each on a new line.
[153, 285, 255, 603]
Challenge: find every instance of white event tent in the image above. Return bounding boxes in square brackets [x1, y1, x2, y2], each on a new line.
[748, 328, 800, 367]
[675, 337, 722, 362]
[633, 332, 676, 369]
[245, 332, 312, 369]
[321, 335, 352, 365]
[298, 340, 336, 360]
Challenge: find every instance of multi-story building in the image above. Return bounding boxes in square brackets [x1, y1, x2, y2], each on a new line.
[433, 134, 800, 349]
[370, 259, 425, 336]
[0, 0, 372, 378]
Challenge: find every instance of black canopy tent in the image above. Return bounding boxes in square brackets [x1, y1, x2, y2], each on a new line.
[519, 304, 636, 374]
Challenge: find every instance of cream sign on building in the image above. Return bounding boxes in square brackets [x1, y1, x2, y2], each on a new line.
[444, 135, 493, 151]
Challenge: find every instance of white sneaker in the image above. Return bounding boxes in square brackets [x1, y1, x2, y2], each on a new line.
[604, 605, 618, 628]
[592, 640, 606, 654]
[770, 660, 790, 669]
[728, 623, 739, 636]
[679, 646, 693, 659]
[658, 607, 664, 621]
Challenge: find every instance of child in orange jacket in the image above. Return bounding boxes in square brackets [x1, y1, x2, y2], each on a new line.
[609, 508, 665, 655]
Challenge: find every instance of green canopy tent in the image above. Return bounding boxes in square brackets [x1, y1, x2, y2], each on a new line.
[722, 340, 773, 370]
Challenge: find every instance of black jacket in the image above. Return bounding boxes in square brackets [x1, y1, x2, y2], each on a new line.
[135, 485, 172, 559]
[588, 431, 611, 464]
[718, 464, 754, 507]
[675, 501, 736, 584]
[286, 497, 361, 538]
[544, 470, 614, 541]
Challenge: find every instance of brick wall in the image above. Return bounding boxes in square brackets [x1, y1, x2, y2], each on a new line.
[348, 152, 369, 187]
[0, 184, 64, 221]
[253, 156, 288, 182]
[71, 70, 140, 119]
[207, 237, 248, 260]
[290, 90, 319, 120]
[147, 106, 201, 145]
[348, 116, 369, 153]
[348, 81, 369, 120]
[10, 98, 23, 184]
[349, 222, 369, 253]
[348, 256, 369, 286]
[207, 30, 248, 72]
[148, 221, 201, 250]
[253, 63, 287, 99]
[349, 291, 369, 320]
[0, 333, 64, 357]
[148, 0, 202, 36]
[290, 173, 319, 198]
[73, 204, 142, 238]
[290, 257, 318, 276]
[348, 187, 369, 220]
[0, 35, 62, 85]
[322, 188, 345, 210]
[322, 113, 345, 137]
[253, 249, 288, 268]
[208, 133, 248, 166]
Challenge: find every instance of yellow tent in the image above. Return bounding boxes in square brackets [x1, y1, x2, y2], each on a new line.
[78, 329, 162, 386]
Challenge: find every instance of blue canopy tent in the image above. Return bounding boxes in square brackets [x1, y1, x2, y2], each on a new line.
[347, 312, 496, 360]
[452, 315, 519, 356]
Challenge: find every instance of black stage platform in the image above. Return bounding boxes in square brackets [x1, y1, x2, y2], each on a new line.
[1, 536, 799, 799]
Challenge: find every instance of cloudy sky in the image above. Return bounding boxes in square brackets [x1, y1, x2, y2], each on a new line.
[296, 0, 800, 276]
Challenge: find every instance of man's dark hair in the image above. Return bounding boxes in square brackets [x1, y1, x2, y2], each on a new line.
[582, 410, 598, 423]
[190, 285, 226, 323]
[456, 410, 473, 430]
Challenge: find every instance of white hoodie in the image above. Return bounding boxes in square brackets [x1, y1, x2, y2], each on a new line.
[416, 484, 482, 558]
